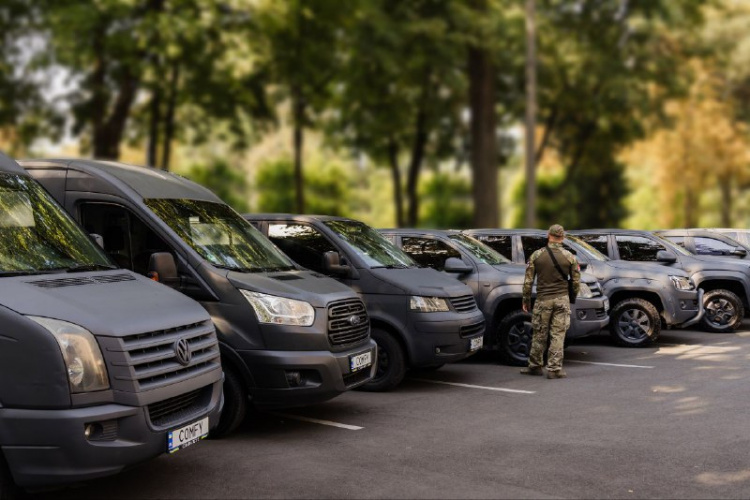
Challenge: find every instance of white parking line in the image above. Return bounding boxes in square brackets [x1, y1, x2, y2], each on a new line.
[566, 360, 654, 369]
[410, 378, 536, 394]
[268, 412, 363, 431]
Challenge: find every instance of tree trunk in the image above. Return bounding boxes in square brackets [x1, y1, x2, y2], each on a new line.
[684, 188, 697, 228]
[406, 109, 427, 227]
[719, 176, 732, 227]
[160, 61, 180, 171]
[93, 69, 139, 159]
[468, 3, 499, 229]
[147, 84, 161, 167]
[524, 0, 536, 228]
[388, 138, 404, 227]
[292, 87, 305, 213]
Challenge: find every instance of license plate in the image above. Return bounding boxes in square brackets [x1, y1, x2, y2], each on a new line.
[604, 298, 610, 312]
[349, 351, 373, 372]
[470, 336, 483, 351]
[168, 417, 209, 454]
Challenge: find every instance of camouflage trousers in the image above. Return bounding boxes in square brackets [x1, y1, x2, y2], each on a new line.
[529, 296, 571, 372]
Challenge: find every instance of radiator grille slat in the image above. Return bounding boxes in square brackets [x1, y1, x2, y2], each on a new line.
[327, 299, 370, 347]
[449, 295, 478, 313]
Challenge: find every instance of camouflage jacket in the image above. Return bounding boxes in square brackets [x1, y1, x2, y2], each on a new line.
[522, 242, 580, 308]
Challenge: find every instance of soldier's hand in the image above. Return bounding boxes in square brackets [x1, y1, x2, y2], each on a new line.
[522, 303, 528, 313]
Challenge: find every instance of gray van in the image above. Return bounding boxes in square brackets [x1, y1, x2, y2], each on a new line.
[380, 229, 609, 365]
[465, 229, 703, 347]
[23, 159, 376, 437]
[246, 215, 486, 390]
[0, 153, 223, 494]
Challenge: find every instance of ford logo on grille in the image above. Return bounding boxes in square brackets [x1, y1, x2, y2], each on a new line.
[174, 338, 192, 366]
[349, 315, 361, 326]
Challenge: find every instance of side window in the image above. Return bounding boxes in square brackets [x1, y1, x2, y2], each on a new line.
[80, 203, 171, 275]
[615, 235, 665, 261]
[694, 236, 736, 256]
[664, 235, 687, 249]
[520, 236, 548, 262]
[401, 237, 461, 271]
[475, 235, 513, 260]
[576, 234, 610, 255]
[267, 223, 336, 274]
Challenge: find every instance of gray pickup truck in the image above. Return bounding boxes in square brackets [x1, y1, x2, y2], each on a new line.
[0, 153, 223, 495]
[381, 229, 609, 365]
[466, 229, 703, 346]
[571, 229, 746, 332]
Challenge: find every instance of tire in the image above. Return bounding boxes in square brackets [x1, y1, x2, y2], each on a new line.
[609, 298, 660, 347]
[208, 366, 248, 439]
[358, 328, 406, 392]
[0, 453, 22, 500]
[497, 310, 533, 366]
[702, 289, 744, 333]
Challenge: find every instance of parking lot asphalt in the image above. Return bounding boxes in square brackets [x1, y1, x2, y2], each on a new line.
[38, 323, 750, 499]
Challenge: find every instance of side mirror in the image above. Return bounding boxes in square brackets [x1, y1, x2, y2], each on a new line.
[656, 250, 677, 264]
[90, 233, 104, 248]
[148, 252, 179, 289]
[323, 251, 350, 276]
[731, 246, 747, 258]
[444, 257, 472, 274]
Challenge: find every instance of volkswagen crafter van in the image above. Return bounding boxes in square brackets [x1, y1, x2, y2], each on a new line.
[23, 159, 376, 438]
[246, 214, 486, 391]
[0, 153, 223, 494]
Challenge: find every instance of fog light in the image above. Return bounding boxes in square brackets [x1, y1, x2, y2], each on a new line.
[435, 347, 441, 354]
[84, 423, 94, 439]
[285, 371, 302, 387]
[577, 310, 587, 320]
[680, 300, 687, 310]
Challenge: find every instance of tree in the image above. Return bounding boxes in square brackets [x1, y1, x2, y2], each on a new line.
[183, 159, 249, 212]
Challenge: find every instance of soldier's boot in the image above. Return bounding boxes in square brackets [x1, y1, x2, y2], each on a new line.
[546, 369, 567, 379]
[520, 367, 544, 376]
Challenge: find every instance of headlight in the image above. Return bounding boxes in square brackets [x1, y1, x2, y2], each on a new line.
[578, 283, 594, 298]
[241, 290, 315, 326]
[670, 276, 695, 290]
[27, 316, 109, 393]
[410, 296, 450, 312]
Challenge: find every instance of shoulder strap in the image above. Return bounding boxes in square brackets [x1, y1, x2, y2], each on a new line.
[545, 246, 568, 280]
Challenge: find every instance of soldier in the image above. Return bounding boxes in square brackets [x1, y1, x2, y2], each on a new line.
[520, 224, 580, 379]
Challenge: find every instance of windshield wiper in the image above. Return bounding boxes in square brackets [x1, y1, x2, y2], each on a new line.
[65, 263, 119, 273]
[0, 270, 45, 277]
[372, 264, 411, 269]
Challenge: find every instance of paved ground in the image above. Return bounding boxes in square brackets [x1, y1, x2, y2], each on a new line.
[38, 324, 750, 499]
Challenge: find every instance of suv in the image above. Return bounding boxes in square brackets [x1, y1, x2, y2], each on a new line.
[23, 159, 376, 438]
[380, 229, 609, 365]
[570, 229, 749, 332]
[247, 215, 486, 389]
[466, 229, 703, 347]
[655, 229, 749, 259]
[0, 153, 223, 494]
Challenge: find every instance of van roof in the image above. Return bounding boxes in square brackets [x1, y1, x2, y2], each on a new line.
[19, 158, 222, 203]
[0, 152, 29, 176]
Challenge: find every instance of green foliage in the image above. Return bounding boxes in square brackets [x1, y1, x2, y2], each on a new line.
[419, 172, 473, 229]
[183, 159, 249, 213]
[255, 157, 349, 216]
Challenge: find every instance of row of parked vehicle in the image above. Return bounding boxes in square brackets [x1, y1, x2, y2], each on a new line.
[0, 152, 745, 496]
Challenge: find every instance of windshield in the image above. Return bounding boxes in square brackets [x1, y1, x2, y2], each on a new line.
[322, 220, 416, 268]
[0, 173, 113, 275]
[654, 233, 693, 256]
[448, 234, 510, 265]
[567, 235, 610, 262]
[145, 199, 296, 272]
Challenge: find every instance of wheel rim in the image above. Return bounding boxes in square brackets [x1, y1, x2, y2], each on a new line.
[507, 320, 533, 360]
[616, 308, 651, 341]
[374, 342, 390, 381]
[705, 297, 736, 328]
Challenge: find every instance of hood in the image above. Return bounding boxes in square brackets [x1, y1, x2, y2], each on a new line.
[370, 267, 474, 297]
[600, 260, 690, 279]
[227, 269, 357, 308]
[0, 271, 209, 338]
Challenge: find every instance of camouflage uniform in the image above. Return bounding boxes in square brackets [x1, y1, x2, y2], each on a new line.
[522, 237, 580, 373]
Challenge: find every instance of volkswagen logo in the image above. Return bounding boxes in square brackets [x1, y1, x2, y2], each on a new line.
[174, 338, 192, 366]
[348, 315, 361, 326]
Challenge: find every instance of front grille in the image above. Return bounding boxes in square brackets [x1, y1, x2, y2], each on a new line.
[595, 308, 607, 319]
[449, 295, 478, 313]
[328, 299, 370, 346]
[104, 320, 221, 392]
[343, 369, 371, 387]
[587, 282, 603, 298]
[26, 273, 136, 289]
[460, 321, 485, 338]
[148, 386, 210, 428]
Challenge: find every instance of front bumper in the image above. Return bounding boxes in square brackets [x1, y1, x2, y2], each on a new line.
[568, 297, 610, 339]
[410, 309, 486, 366]
[0, 379, 223, 489]
[239, 340, 377, 410]
[671, 288, 705, 329]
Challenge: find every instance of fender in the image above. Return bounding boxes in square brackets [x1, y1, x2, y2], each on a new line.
[690, 271, 750, 300]
[483, 286, 524, 325]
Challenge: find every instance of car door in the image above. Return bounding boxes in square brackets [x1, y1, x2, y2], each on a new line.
[613, 234, 668, 262]
[692, 235, 746, 258]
